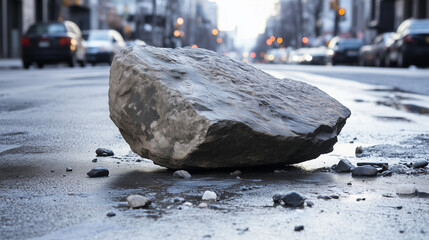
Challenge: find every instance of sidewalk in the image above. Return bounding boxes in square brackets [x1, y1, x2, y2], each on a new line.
[0, 58, 22, 69]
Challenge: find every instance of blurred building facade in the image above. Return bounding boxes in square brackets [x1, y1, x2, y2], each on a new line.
[1, 0, 220, 59]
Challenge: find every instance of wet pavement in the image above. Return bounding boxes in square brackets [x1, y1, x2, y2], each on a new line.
[1, 65, 429, 239]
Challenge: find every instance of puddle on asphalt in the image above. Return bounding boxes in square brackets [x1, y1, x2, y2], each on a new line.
[363, 88, 429, 115]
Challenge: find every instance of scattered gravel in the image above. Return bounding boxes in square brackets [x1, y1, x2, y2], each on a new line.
[280, 191, 306, 207]
[106, 212, 116, 217]
[352, 166, 378, 177]
[127, 195, 151, 209]
[202, 191, 217, 201]
[412, 160, 428, 169]
[294, 225, 304, 232]
[333, 159, 354, 173]
[95, 148, 114, 157]
[396, 184, 417, 195]
[87, 167, 109, 177]
[198, 203, 208, 208]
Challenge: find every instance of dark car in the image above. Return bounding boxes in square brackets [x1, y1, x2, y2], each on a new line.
[359, 32, 394, 67]
[21, 21, 86, 69]
[385, 19, 429, 68]
[326, 37, 363, 65]
[83, 30, 125, 65]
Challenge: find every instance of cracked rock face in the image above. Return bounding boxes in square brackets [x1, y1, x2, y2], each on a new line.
[109, 46, 351, 169]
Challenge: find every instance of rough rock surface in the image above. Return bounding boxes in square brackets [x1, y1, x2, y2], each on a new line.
[109, 46, 351, 169]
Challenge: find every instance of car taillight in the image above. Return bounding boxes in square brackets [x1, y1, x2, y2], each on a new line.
[21, 37, 30, 46]
[404, 35, 413, 43]
[59, 37, 71, 46]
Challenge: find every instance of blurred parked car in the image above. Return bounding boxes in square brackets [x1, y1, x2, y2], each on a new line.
[125, 39, 147, 47]
[296, 47, 327, 65]
[326, 37, 363, 65]
[359, 32, 394, 66]
[385, 19, 429, 67]
[21, 21, 86, 69]
[83, 29, 125, 65]
[265, 48, 288, 64]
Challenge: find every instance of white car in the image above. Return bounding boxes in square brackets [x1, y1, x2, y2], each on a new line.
[83, 29, 126, 65]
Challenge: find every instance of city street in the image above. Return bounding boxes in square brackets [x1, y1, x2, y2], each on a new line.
[1, 64, 429, 240]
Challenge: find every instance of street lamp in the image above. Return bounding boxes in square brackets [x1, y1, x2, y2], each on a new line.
[216, 37, 222, 44]
[277, 37, 283, 44]
[212, 29, 219, 36]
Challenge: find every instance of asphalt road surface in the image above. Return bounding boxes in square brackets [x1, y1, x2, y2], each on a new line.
[1, 64, 429, 240]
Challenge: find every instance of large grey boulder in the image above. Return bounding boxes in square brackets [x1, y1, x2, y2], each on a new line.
[109, 46, 351, 169]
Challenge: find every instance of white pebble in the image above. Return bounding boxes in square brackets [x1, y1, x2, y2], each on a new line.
[396, 184, 417, 195]
[173, 170, 191, 179]
[127, 195, 151, 209]
[183, 201, 193, 206]
[230, 170, 241, 176]
[202, 190, 217, 200]
[198, 202, 208, 208]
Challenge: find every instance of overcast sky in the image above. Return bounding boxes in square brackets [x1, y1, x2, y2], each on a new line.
[211, 0, 278, 50]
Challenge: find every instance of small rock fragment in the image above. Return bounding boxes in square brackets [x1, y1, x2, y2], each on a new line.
[202, 191, 217, 200]
[382, 170, 393, 177]
[95, 148, 114, 157]
[352, 166, 378, 177]
[230, 170, 242, 176]
[66, 167, 73, 172]
[183, 201, 193, 207]
[333, 159, 354, 173]
[127, 195, 151, 209]
[347, 182, 352, 186]
[396, 184, 417, 195]
[294, 225, 304, 232]
[281, 191, 306, 207]
[198, 202, 208, 208]
[355, 146, 364, 154]
[412, 160, 428, 169]
[330, 194, 340, 199]
[317, 195, 332, 200]
[357, 162, 388, 167]
[173, 170, 192, 179]
[92, 158, 98, 163]
[106, 212, 116, 217]
[87, 167, 109, 178]
[273, 194, 283, 204]
[173, 197, 186, 203]
[390, 164, 410, 174]
[306, 200, 314, 207]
